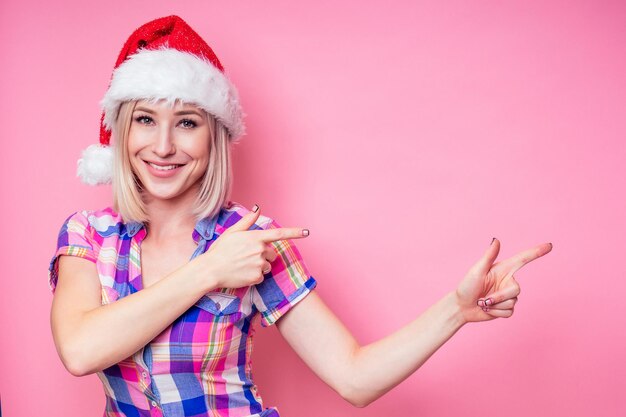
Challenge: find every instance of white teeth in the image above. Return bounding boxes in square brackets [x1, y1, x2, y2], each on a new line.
[148, 162, 180, 171]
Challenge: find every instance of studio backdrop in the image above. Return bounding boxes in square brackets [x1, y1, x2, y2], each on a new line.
[0, 1, 624, 416]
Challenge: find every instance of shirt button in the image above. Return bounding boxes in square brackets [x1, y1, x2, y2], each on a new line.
[151, 400, 157, 407]
[215, 302, 221, 310]
[142, 372, 147, 378]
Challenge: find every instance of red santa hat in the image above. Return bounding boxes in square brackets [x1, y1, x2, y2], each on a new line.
[77, 15, 245, 185]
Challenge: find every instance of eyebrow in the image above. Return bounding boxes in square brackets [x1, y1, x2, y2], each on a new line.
[134, 106, 204, 117]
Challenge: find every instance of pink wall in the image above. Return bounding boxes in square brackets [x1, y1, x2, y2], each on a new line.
[1, 0, 624, 415]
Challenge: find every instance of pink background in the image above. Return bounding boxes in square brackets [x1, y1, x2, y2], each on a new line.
[1, 0, 624, 416]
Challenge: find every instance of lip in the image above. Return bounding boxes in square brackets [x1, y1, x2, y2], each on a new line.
[143, 160, 185, 178]
[144, 159, 186, 166]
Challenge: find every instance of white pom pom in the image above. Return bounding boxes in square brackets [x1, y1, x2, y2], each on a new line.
[76, 144, 114, 185]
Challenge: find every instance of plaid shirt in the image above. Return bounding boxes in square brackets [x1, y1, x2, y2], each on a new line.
[48, 202, 317, 417]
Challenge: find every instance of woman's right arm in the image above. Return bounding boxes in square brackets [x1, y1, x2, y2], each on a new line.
[51, 254, 216, 376]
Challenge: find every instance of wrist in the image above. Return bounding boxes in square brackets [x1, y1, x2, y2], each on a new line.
[446, 291, 469, 328]
[184, 257, 220, 295]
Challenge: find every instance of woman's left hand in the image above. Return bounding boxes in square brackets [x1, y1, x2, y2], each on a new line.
[455, 238, 553, 323]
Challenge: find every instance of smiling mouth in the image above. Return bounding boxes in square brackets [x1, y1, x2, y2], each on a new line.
[145, 161, 185, 171]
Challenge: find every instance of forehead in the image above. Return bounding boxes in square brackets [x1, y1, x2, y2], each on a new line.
[135, 98, 204, 113]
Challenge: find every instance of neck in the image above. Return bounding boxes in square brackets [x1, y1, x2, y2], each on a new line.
[142, 183, 200, 243]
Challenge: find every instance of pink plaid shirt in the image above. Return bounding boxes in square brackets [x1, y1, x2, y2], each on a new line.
[48, 201, 317, 417]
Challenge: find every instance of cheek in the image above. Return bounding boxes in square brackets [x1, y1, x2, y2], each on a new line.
[188, 131, 212, 162]
[127, 129, 144, 154]
[125, 134, 144, 172]
[128, 156, 142, 174]
[127, 139, 136, 152]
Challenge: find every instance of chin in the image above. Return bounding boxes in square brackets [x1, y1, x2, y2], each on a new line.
[142, 179, 202, 202]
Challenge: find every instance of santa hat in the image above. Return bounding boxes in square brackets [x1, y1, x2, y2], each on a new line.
[77, 15, 245, 185]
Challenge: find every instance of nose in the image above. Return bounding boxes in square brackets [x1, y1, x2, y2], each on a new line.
[152, 125, 176, 157]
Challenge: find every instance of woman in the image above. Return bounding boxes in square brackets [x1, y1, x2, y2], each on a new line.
[49, 15, 552, 417]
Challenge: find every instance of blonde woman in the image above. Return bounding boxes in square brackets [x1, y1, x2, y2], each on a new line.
[48, 15, 552, 417]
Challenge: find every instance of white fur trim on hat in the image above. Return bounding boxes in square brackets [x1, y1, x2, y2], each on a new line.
[100, 47, 245, 141]
[77, 144, 114, 185]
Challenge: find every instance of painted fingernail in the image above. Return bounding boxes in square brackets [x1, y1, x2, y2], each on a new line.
[302, 229, 310, 237]
[485, 298, 494, 306]
[477, 299, 485, 307]
[252, 204, 259, 213]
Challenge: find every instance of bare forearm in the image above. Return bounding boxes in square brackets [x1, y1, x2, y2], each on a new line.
[347, 292, 466, 406]
[66, 261, 213, 375]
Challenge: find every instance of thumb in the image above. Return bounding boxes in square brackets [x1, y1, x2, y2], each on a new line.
[222, 204, 261, 234]
[471, 237, 500, 275]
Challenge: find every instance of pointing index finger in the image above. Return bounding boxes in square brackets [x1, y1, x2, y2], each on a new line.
[505, 242, 553, 274]
[252, 227, 310, 243]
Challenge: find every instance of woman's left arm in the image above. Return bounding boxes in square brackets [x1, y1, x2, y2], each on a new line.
[276, 238, 552, 407]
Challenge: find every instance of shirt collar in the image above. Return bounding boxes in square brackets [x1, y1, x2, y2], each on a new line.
[124, 214, 219, 243]
[125, 221, 144, 238]
[191, 215, 219, 243]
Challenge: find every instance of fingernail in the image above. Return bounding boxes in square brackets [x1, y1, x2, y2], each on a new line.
[549, 242, 553, 249]
[477, 299, 485, 307]
[490, 237, 496, 246]
[485, 298, 493, 306]
[302, 229, 309, 237]
[252, 204, 259, 213]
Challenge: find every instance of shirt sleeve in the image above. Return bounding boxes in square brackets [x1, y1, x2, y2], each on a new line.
[48, 211, 97, 294]
[252, 218, 317, 327]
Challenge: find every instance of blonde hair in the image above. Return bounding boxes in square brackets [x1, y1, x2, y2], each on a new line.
[111, 100, 233, 224]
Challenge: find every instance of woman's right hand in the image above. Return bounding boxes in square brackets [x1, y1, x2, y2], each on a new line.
[197, 205, 310, 289]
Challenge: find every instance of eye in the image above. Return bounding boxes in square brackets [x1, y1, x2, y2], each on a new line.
[134, 115, 153, 125]
[179, 118, 198, 129]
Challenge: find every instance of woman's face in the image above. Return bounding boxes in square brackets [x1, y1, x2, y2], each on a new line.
[127, 99, 211, 203]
